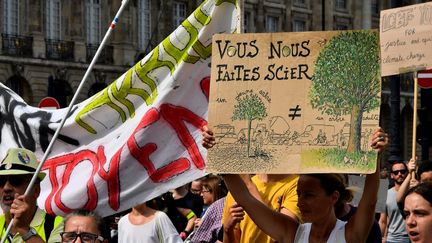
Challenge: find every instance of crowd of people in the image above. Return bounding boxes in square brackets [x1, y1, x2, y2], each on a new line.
[0, 127, 431, 243]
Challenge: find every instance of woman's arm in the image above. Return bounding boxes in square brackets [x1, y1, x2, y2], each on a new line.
[222, 174, 298, 243]
[396, 157, 418, 204]
[346, 127, 388, 242]
[378, 213, 388, 243]
[223, 203, 244, 243]
[223, 224, 241, 243]
[203, 126, 298, 242]
[176, 207, 196, 239]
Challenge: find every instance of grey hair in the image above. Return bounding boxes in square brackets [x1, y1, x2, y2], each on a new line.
[64, 209, 108, 239]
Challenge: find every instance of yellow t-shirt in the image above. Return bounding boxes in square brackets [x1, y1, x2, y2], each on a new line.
[222, 175, 301, 243]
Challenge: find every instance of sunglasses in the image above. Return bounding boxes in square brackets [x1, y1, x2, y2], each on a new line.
[60, 232, 104, 243]
[391, 169, 408, 175]
[0, 176, 30, 187]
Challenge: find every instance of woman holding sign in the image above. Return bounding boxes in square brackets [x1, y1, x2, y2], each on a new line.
[202, 127, 387, 243]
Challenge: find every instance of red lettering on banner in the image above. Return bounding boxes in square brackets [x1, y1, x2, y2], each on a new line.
[43, 146, 122, 214]
[42, 106, 207, 214]
[56, 150, 99, 212]
[128, 107, 191, 182]
[43, 153, 75, 215]
[159, 104, 207, 169]
[97, 145, 121, 211]
[43, 149, 100, 214]
[200, 76, 210, 100]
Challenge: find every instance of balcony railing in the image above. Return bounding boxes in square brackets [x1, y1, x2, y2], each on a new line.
[86, 44, 114, 64]
[46, 39, 74, 61]
[1, 34, 33, 57]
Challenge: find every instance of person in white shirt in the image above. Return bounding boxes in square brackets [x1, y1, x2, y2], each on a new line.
[118, 201, 182, 243]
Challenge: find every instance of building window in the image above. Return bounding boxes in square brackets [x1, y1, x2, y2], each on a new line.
[3, 0, 19, 34]
[5, 75, 33, 104]
[47, 75, 72, 108]
[266, 16, 279, 33]
[244, 12, 250, 33]
[86, 0, 101, 44]
[138, 0, 151, 51]
[293, 20, 306, 32]
[46, 0, 61, 40]
[335, 0, 347, 10]
[334, 16, 351, 30]
[173, 1, 187, 27]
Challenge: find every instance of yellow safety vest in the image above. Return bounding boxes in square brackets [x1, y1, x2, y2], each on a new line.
[0, 210, 62, 242]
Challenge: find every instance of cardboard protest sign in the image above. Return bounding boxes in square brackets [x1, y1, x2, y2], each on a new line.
[380, 2, 432, 76]
[207, 30, 381, 174]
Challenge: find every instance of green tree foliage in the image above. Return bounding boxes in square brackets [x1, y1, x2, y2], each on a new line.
[309, 31, 380, 152]
[232, 92, 267, 156]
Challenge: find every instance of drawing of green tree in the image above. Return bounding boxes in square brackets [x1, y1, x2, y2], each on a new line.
[232, 92, 268, 156]
[309, 31, 380, 153]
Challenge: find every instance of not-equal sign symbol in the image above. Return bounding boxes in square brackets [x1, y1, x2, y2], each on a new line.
[289, 105, 301, 120]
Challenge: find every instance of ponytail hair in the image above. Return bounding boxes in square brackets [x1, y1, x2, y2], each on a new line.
[308, 174, 354, 207]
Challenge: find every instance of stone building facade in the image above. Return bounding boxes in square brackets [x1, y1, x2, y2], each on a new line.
[0, 0, 430, 160]
[0, 0, 203, 106]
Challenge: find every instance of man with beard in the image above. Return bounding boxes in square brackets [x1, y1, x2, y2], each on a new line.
[379, 161, 410, 243]
[0, 148, 63, 242]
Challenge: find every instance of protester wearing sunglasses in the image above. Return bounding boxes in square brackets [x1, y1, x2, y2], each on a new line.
[0, 148, 63, 243]
[379, 161, 411, 243]
[62, 209, 108, 243]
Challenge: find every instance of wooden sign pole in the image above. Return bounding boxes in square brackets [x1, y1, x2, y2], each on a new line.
[399, 66, 424, 177]
[411, 71, 418, 177]
[237, 0, 243, 34]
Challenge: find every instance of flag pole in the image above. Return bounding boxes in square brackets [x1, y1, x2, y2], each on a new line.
[0, 1, 130, 242]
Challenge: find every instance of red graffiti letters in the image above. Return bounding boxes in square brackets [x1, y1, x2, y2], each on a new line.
[160, 104, 207, 169]
[43, 148, 102, 214]
[42, 105, 207, 214]
[200, 76, 210, 100]
[128, 107, 190, 181]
